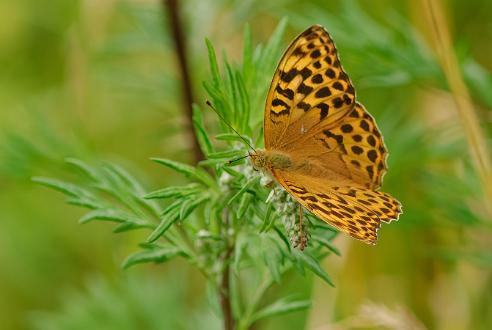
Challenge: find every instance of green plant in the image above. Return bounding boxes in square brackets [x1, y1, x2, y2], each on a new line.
[34, 19, 341, 330]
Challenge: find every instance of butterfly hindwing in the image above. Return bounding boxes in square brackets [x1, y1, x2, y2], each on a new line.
[272, 171, 401, 244]
[265, 25, 356, 149]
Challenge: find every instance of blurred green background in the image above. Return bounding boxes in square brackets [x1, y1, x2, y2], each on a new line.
[1, 0, 491, 329]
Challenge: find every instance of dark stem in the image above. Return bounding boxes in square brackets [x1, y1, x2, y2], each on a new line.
[163, 0, 205, 163]
[220, 246, 235, 330]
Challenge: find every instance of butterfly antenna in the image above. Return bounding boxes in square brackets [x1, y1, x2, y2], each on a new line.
[227, 154, 250, 165]
[206, 100, 256, 152]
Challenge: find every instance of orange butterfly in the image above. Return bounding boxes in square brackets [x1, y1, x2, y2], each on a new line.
[250, 25, 402, 245]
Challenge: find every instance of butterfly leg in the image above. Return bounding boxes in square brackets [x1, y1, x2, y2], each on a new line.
[297, 204, 308, 251]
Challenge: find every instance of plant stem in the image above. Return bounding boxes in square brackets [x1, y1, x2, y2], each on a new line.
[163, 0, 205, 163]
[220, 245, 235, 330]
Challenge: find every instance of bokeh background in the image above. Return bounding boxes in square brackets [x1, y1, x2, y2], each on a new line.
[1, 0, 491, 329]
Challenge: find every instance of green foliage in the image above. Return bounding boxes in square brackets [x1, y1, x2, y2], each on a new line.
[33, 20, 339, 328]
[28, 273, 220, 330]
[3, 1, 491, 329]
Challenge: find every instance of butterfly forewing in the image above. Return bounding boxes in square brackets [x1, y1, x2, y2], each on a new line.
[312, 102, 389, 189]
[265, 25, 356, 149]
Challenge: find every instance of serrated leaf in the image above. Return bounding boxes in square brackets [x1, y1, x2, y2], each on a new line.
[250, 298, 311, 323]
[151, 158, 215, 187]
[122, 246, 184, 269]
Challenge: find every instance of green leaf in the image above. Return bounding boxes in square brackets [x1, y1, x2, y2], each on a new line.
[32, 177, 93, 198]
[233, 232, 249, 274]
[262, 239, 282, 283]
[235, 71, 250, 132]
[205, 38, 221, 88]
[104, 162, 161, 216]
[226, 177, 259, 206]
[294, 250, 334, 287]
[260, 203, 275, 233]
[65, 158, 99, 181]
[202, 81, 225, 108]
[66, 196, 101, 209]
[311, 234, 341, 256]
[242, 23, 253, 79]
[145, 183, 202, 199]
[273, 226, 291, 251]
[250, 298, 311, 323]
[215, 133, 248, 143]
[122, 246, 184, 269]
[260, 17, 288, 74]
[113, 221, 153, 233]
[237, 193, 253, 219]
[147, 210, 180, 243]
[224, 58, 238, 126]
[151, 158, 215, 187]
[179, 195, 210, 220]
[207, 149, 245, 160]
[192, 104, 215, 156]
[79, 209, 136, 224]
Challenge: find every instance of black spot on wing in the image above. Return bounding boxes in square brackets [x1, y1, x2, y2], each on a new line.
[317, 103, 329, 120]
[300, 67, 313, 80]
[310, 49, 321, 58]
[297, 101, 311, 112]
[315, 87, 331, 98]
[297, 82, 313, 95]
[281, 68, 298, 83]
[272, 98, 289, 108]
[341, 124, 353, 133]
[351, 146, 363, 154]
[325, 68, 336, 78]
[276, 86, 294, 100]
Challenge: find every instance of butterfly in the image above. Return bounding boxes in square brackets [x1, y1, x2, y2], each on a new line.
[250, 25, 402, 245]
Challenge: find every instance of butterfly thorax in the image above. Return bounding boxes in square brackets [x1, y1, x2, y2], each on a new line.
[250, 149, 310, 172]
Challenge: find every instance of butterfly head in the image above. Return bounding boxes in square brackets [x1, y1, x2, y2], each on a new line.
[249, 149, 267, 171]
